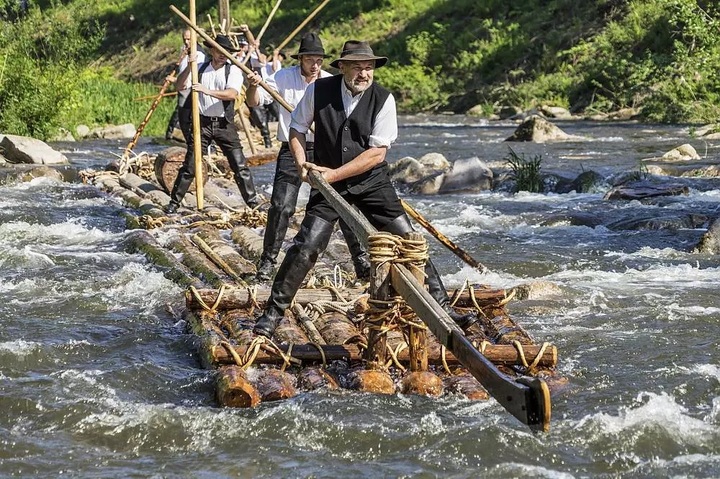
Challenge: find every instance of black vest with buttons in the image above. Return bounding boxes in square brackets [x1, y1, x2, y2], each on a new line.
[313, 74, 391, 193]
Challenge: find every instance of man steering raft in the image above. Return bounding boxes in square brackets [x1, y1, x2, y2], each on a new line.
[165, 34, 261, 214]
[253, 40, 478, 339]
[245, 33, 370, 282]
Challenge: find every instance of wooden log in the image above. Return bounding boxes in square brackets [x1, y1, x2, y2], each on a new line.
[274, 315, 310, 345]
[216, 365, 261, 407]
[480, 309, 535, 345]
[119, 172, 171, 206]
[347, 369, 395, 394]
[448, 287, 512, 308]
[122, 230, 203, 288]
[401, 371, 443, 397]
[186, 287, 366, 311]
[298, 367, 338, 391]
[406, 231, 428, 372]
[314, 311, 364, 345]
[210, 342, 557, 368]
[168, 235, 228, 288]
[230, 225, 267, 261]
[195, 226, 256, 277]
[254, 369, 297, 401]
[444, 372, 490, 401]
[292, 304, 326, 345]
[365, 233, 393, 370]
[185, 310, 225, 370]
[154, 146, 208, 194]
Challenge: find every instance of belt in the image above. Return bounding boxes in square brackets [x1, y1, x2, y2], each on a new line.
[281, 141, 314, 150]
[200, 115, 227, 123]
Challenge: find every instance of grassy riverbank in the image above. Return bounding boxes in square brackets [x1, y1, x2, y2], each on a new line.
[1, 0, 719, 140]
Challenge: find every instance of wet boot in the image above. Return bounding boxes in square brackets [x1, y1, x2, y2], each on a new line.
[166, 169, 194, 213]
[338, 220, 370, 282]
[254, 215, 335, 338]
[257, 182, 300, 281]
[228, 149, 261, 208]
[261, 128, 273, 149]
[383, 215, 478, 329]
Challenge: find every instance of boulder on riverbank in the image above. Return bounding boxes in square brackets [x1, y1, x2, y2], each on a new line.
[505, 115, 577, 143]
[0, 134, 69, 165]
[89, 123, 137, 139]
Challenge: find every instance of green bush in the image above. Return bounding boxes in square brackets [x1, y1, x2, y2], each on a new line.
[0, 1, 103, 139]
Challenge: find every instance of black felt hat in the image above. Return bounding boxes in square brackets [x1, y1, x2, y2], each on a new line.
[290, 33, 330, 59]
[203, 34, 241, 53]
[330, 40, 388, 68]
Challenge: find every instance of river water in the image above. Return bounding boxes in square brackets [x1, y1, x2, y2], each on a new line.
[1, 117, 718, 478]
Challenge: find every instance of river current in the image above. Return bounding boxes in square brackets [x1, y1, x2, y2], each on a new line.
[1, 117, 718, 478]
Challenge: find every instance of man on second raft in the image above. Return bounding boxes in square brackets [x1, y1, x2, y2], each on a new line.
[165, 34, 261, 214]
[253, 40, 478, 339]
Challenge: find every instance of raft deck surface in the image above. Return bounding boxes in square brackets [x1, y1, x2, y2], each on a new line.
[82, 149, 559, 431]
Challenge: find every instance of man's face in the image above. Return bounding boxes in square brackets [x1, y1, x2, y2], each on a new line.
[299, 55, 323, 78]
[211, 47, 228, 64]
[182, 30, 192, 48]
[339, 60, 375, 95]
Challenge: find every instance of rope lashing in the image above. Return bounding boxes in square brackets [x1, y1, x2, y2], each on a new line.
[511, 340, 551, 373]
[367, 232, 429, 278]
[189, 284, 227, 312]
[306, 342, 327, 367]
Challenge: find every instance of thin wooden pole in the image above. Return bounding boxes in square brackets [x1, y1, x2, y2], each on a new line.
[406, 231, 428, 372]
[122, 52, 186, 164]
[400, 199, 488, 273]
[275, 0, 331, 52]
[218, 0, 230, 31]
[256, 0, 282, 43]
[189, 0, 204, 210]
[240, 25, 256, 66]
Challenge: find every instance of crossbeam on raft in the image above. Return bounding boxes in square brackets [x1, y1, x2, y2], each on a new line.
[307, 170, 551, 432]
[211, 342, 557, 368]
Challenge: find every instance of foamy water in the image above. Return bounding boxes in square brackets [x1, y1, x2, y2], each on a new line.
[0, 120, 718, 477]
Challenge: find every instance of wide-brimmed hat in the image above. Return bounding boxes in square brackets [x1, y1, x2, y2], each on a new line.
[290, 32, 330, 59]
[330, 40, 388, 68]
[203, 34, 241, 53]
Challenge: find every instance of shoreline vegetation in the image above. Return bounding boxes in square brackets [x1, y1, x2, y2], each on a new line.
[1, 0, 719, 141]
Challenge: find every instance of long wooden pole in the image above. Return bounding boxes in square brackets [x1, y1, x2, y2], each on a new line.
[400, 199, 488, 273]
[189, 1, 204, 210]
[306, 169, 551, 432]
[275, 0, 331, 52]
[256, 0, 282, 43]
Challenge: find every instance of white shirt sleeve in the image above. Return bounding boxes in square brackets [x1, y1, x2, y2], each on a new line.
[226, 64, 244, 93]
[289, 82, 315, 135]
[368, 93, 398, 148]
[258, 72, 278, 106]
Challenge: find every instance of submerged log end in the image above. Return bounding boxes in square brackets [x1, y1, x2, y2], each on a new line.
[298, 367, 339, 391]
[216, 366, 261, 408]
[255, 368, 297, 402]
[401, 371, 444, 397]
[347, 369, 396, 395]
[444, 373, 490, 401]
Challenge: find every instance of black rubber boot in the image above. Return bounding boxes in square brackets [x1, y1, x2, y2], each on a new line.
[228, 149, 260, 208]
[338, 220, 370, 281]
[168, 170, 194, 211]
[262, 130, 273, 149]
[253, 215, 335, 338]
[383, 215, 478, 328]
[257, 182, 300, 281]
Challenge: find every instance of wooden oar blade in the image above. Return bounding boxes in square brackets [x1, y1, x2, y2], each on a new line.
[391, 264, 551, 431]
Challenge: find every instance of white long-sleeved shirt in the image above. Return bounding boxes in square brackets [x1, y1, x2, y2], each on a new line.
[258, 65, 331, 142]
[289, 78, 398, 148]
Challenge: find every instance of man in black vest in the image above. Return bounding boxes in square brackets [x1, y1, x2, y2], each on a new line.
[166, 35, 260, 214]
[253, 40, 476, 338]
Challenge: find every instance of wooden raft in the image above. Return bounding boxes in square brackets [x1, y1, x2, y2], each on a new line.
[84, 149, 559, 432]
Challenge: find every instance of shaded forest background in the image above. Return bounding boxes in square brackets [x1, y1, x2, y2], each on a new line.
[1, 0, 719, 139]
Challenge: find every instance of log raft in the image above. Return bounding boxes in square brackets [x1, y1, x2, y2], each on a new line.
[82, 147, 560, 432]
